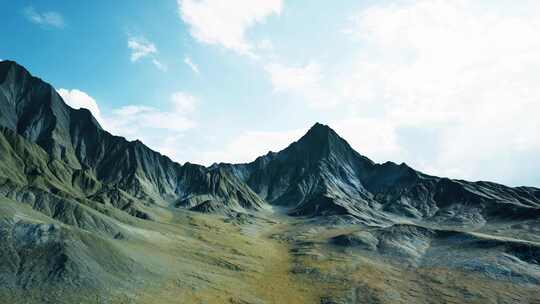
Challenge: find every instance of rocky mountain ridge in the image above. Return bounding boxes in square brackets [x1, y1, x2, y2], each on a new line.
[219, 123, 540, 226]
[0, 60, 264, 217]
[2, 59, 540, 226]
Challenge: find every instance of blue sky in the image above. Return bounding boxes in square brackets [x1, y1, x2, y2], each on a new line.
[1, 0, 539, 187]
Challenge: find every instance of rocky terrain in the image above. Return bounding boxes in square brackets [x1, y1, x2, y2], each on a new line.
[0, 60, 539, 303]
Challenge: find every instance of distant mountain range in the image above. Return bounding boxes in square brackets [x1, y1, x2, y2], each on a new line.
[1, 60, 539, 303]
[2, 60, 538, 222]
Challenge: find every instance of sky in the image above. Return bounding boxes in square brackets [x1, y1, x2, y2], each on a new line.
[1, 0, 539, 187]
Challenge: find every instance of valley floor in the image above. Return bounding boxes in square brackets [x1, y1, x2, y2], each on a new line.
[112, 209, 540, 303]
[133, 210, 320, 304]
[2, 200, 540, 304]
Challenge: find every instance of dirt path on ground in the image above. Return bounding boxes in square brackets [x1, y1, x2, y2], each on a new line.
[249, 219, 319, 303]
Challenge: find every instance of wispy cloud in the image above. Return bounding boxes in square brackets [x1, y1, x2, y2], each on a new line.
[23, 6, 64, 28]
[184, 56, 200, 75]
[128, 36, 157, 62]
[152, 58, 168, 72]
[127, 36, 167, 71]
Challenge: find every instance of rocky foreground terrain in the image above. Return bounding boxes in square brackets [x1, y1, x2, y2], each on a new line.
[0, 60, 539, 303]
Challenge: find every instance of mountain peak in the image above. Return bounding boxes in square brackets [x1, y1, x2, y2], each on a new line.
[0, 60, 31, 75]
[297, 122, 339, 145]
[0, 60, 31, 83]
[281, 122, 360, 163]
[0, 59, 17, 68]
[307, 122, 334, 135]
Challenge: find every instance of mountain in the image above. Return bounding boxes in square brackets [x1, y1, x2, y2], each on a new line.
[0, 60, 264, 217]
[217, 123, 385, 222]
[1, 60, 540, 303]
[220, 123, 540, 226]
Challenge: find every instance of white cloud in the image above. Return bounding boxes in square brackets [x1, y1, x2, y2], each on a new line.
[184, 56, 200, 74]
[107, 92, 198, 135]
[105, 91, 198, 160]
[332, 0, 540, 184]
[178, 0, 282, 55]
[57, 89, 198, 161]
[108, 105, 195, 134]
[24, 6, 65, 28]
[127, 36, 167, 71]
[57, 89, 105, 125]
[265, 62, 337, 108]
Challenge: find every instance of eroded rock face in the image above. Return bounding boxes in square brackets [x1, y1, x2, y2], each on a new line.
[331, 231, 379, 250]
[12, 222, 61, 247]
